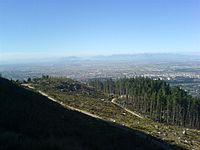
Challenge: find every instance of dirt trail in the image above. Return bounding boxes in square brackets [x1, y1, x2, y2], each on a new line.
[111, 98, 143, 119]
[39, 90, 102, 119]
[22, 84, 102, 119]
[22, 84, 143, 119]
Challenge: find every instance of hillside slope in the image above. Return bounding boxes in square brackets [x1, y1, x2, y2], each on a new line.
[29, 77, 200, 150]
[0, 77, 178, 150]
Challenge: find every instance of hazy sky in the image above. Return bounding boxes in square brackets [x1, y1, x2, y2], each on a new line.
[0, 0, 200, 61]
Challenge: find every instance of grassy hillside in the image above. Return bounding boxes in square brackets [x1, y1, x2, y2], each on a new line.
[0, 77, 179, 150]
[29, 77, 200, 150]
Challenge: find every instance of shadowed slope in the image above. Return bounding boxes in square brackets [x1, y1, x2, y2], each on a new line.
[0, 77, 184, 150]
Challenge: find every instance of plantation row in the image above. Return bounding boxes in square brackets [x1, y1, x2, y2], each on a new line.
[88, 77, 200, 129]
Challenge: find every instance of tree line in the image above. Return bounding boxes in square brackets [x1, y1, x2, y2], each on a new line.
[88, 77, 200, 129]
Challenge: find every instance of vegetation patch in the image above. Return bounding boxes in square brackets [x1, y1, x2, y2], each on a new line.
[27, 76, 200, 150]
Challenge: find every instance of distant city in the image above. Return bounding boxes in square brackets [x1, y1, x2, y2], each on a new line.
[1, 53, 200, 97]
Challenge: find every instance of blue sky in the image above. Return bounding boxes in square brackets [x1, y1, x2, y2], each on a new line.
[0, 0, 200, 61]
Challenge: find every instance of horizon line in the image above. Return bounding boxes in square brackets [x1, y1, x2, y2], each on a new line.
[1, 51, 200, 65]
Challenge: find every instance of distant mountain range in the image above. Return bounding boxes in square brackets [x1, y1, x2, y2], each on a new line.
[61, 53, 200, 63]
[1, 53, 200, 65]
